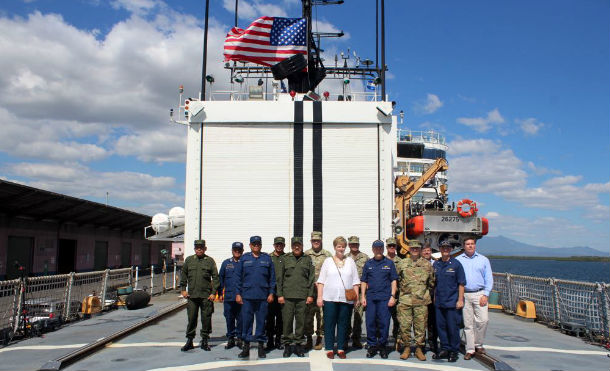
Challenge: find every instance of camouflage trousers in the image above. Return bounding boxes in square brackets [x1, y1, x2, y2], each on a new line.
[397, 303, 428, 346]
[304, 302, 324, 336]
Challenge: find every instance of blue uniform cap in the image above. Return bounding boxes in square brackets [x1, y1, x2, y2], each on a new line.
[250, 235, 262, 244]
[232, 242, 244, 250]
[372, 240, 384, 249]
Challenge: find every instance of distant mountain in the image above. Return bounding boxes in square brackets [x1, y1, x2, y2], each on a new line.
[476, 235, 608, 257]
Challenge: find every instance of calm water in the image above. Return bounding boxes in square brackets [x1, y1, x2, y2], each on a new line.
[490, 258, 610, 283]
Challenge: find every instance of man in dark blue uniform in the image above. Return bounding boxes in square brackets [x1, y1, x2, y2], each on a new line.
[235, 236, 276, 359]
[432, 241, 465, 362]
[361, 240, 398, 359]
[218, 242, 244, 350]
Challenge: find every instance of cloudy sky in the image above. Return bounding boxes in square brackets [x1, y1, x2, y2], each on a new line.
[0, 0, 608, 252]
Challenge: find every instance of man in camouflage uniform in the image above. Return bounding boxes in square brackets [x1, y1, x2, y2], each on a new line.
[265, 236, 286, 351]
[304, 231, 332, 350]
[180, 239, 220, 352]
[385, 237, 402, 349]
[346, 235, 369, 349]
[277, 237, 315, 357]
[396, 239, 434, 361]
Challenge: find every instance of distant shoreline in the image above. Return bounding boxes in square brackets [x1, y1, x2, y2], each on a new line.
[488, 255, 610, 262]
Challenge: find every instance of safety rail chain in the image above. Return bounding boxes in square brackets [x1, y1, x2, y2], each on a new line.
[0, 265, 182, 344]
[492, 272, 610, 343]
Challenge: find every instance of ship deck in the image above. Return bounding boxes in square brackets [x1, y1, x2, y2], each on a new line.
[1, 292, 607, 371]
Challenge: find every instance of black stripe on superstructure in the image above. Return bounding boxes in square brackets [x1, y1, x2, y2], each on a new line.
[312, 101, 323, 232]
[293, 101, 304, 237]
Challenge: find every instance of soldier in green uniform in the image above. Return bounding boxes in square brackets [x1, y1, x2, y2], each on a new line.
[304, 231, 332, 350]
[180, 239, 220, 352]
[346, 235, 369, 349]
[396, 239, 434, 361]
[385, 237, 402, 349]
[265, 236, 286, 351]
[277, 237, 315, 357]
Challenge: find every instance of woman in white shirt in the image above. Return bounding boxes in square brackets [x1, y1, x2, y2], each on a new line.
[316, 236, 360, 359]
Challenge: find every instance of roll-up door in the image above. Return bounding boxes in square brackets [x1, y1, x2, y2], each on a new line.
[201, 123, 292, 260]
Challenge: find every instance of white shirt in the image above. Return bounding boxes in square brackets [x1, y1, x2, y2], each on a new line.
[317, 256, 360, 304]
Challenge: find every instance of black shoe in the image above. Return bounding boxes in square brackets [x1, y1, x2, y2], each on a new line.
[275, 338, 284, 350]
[448, 352, 459, 362]
[433, 350, 449, 360]
[200, 339, 211, 351]
[295, 344, 305, 357]
[225, 337, 236, 349]
[283, 344, 293, 358]
[366, 346, 377, 358]
[238, 342, 250, 358]
[265, 340, 274, 351]
[236, 339, 243, 350]
[258, 342, 266, 358]
[181, 338, 194, 352]
[379, 347, 388, 359]
[305, 336, 313, 350]
[352, 339, 363, 349]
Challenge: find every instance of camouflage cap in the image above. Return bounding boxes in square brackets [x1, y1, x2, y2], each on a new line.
[274, 236, 285, 245]
[310, 231, 322, 241]
[348, 236, 360, 244]
[385, 237, 397, 246]
[194, 239, 206, 247]
[407, 239, 422, 248]
[291, 236, 303, 245]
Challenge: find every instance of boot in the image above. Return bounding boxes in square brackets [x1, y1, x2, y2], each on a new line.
[200, 338, 211, 351]
[181, 338, 194, 352]
[366, 345, 377, 358]
[400, 347, 411, 360]
[238, 342, 250, 358]
[275, 337, 284, 350]
[448, 351, 459, 362]
[352, 338, 363, 349]
[258, 341, 266, 358]
[379, 346, 389, 359]
[415, 347, 426, 361]
[313, 336, 323, 350]
[305, 335, 313, 350]
[265, 337, 274, 351]
[432, 350, 449, 360]
[295, 344, 305, 357]
[236, 339, 243, 350]
[225, 337, 236, 350]
[283, 344, 293, 358]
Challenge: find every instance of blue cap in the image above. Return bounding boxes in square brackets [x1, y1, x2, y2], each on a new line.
[372, 240, 384, 249]
[232, 242, 244, 250]
[250, 235, 262, 244]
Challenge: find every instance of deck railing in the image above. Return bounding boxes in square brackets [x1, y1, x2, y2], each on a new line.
[493, 272, 610, 343]
[0, 265, 181, 345]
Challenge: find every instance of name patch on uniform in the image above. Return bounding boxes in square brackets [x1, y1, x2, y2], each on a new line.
[446, 268, 455, 273]
[382, 265, 391, 270]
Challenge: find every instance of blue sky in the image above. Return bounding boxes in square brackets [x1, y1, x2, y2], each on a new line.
[0, 0, 608, 252]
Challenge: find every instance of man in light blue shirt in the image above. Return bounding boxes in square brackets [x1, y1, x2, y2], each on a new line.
[456, 236, 493, 360]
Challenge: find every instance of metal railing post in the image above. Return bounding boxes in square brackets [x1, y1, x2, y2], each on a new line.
[173, 265, 177, 290]
[134, 266, 139, 290]
[100, 269, 110, 309]
[64, 272, 75, 319]
[550, 278, 561, 325]
[129, 266, 133, 287]
[13, 279, 24, 333]
[597, 283, 609, 341]
[506, 273, 514, 312]
[150, 265, 154, 295]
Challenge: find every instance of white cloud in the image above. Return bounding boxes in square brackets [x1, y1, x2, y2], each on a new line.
[222, 0, 288, 19]
[114, 126, 187, 163]
[527, 161, 562, 176]
[516, 117, 544, 136]
[447, 138, 501, 156]
[456, 108, 505, 132]
[422, 93, 443, 114]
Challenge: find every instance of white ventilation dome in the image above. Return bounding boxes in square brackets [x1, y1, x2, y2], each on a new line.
[151, 213, 170, 233]
[169, 206, 185, 227]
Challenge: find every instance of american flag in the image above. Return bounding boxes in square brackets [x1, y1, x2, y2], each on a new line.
[224, 16, 307, 67]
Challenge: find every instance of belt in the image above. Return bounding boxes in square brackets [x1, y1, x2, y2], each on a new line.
[465, 289, 483, 293]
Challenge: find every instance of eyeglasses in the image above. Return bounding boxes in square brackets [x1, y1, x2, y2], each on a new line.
[252, 242, 262, 246]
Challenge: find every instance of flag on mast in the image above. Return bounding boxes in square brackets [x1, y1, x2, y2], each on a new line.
[224, 16, 307, 67]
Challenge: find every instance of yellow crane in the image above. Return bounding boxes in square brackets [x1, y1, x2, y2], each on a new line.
[394, 158, 448, 255]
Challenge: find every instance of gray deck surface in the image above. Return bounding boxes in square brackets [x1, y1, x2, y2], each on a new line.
[0, 292, 607, 371]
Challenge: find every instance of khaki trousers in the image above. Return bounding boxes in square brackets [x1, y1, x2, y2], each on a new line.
[463, 291, 489, 353]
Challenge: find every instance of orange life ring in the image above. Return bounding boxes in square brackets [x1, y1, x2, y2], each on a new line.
[457, 199, 477, 218]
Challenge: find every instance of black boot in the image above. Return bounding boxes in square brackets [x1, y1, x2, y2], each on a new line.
[200, 338, 211, 351]
[433, 350, 449, 360]
[258, 341, 266, 358]
[181, 338, 194, 352]
[448, 352, 459, 362]
[283, 344, 293, 358]
[225, 337, 236, 349]
[305, 335, 313, 350]
[238, 342, 250, 358]
[275, 337, 284, 350]
[379, 346, 388, 359]
[236, 338, 243, 350]
[366, 345, 377, 358]
[265, 336, 274, 351]
[295, 344, 305, 357]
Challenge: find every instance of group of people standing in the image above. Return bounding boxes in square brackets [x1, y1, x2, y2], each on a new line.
[179, 231, 493, 363]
